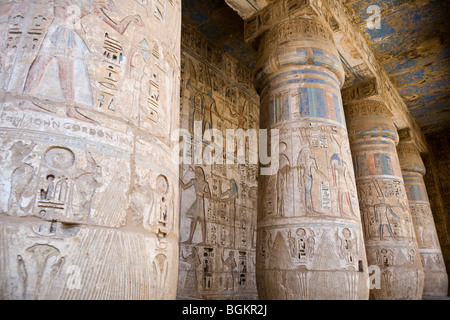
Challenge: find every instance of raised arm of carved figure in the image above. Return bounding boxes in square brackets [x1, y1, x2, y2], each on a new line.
[181, 250, 188, 261]
[212, 99, 219, 115]
[313, 158, 327, 180]
[179, 178, 195, 191]
[388, 206, 400, 219]
[343, 162, 356, 188]
[83, 2, 143, 35]
[101, 12, 142, 35]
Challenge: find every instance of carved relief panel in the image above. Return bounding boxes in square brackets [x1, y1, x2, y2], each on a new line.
[0, 0, 181, 139]
[178, 24, 259, 300]
[1, 134, 131, 228]
[256, 225, 367, 300]
[0, 0, 182, 300]
[259, 123, 360, 221]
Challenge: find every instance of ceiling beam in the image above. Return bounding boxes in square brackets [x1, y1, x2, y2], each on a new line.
[224, 0, 270, 20]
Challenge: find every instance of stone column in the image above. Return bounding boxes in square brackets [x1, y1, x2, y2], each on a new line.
[0, 1, 181, 299]
[345, 99, 424, 300]
[246, 1, 369, 300]
[397, 131, 449, 297]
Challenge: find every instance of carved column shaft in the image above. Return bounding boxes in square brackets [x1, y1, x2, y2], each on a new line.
[345, 100, 424, 300]
[252, 4, 369, 300]
[397, 139, 449, 297]
[0, 0, 181, 299]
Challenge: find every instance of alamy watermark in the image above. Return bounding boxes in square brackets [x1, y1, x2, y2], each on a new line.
[367, 5, 381, 30]
[367, 265, 381, 290]
[171, 121, 280, 176]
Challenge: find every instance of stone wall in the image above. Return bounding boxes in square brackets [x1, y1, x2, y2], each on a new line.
[0, 0, 181, 300]
[177, 23, 259, 300]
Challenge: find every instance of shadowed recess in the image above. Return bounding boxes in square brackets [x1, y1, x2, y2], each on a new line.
[182, 0, 257, 70]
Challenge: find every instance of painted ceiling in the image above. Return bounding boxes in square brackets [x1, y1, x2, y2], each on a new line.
[342, 0, 450, 135]
[182, 0, 450, 136]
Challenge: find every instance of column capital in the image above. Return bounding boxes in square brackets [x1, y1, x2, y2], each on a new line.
[342, 80, 429, 155]
[344, 99, 393, 118]
[341, 78, 381, 104]
[248, 1, 345, 93]
[344, 99, 400, 145]
[398, 128, 415, 144]
[244, 0, 318, 45]
[253, 18, 345, 92]
[225, 0, 271, 20]
[397, 134, 426, 176]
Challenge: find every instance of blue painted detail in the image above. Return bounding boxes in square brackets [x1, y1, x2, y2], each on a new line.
[331, 153, 343, 166]
[410, 101, 450, 117]
[284, 94, 290, 121]
[390, 69, 425, 85]
[408, 91, 450, 108]
[333, 93, 343, 125]
[384, 58, 416, 74]
[270, 69, 340, 87]
[399, 78, 450, 97]
[270, 78, 341, 93]
[245, 0, 258, 11]
[340, 51, 362, 82]
[316, 89, 327, 119]
[299, 87, 310, 118]
[308, 87, 318, 118]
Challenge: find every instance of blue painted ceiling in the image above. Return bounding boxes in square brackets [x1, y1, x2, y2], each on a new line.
[183, 0, 450, 136]
[343, 0, 450, 135]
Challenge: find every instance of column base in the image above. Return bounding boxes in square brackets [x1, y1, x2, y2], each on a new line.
[257, 269, 368, 300]
[423, 270, 449, 298]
